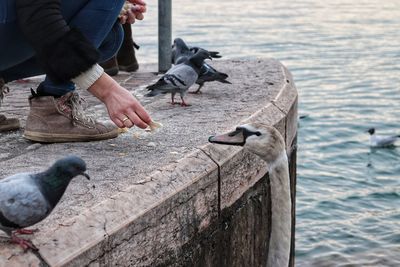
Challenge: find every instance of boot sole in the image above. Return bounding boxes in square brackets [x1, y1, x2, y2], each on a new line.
[103, 66, 119, 76]
[24, 129, 119, 143]
[0, 119, 20, 132]
[119, 63, 139, 72]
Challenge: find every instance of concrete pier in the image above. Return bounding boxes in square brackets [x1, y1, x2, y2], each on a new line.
[0, 59, 297, 266]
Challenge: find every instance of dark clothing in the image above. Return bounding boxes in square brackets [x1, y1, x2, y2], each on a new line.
[0, 0, 124, 84]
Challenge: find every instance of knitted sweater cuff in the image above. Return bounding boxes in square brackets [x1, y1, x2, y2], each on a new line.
[72, 64, 104, 89]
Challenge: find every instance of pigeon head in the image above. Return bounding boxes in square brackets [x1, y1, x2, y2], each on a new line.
[189, 49, 212, 69]
[173, 38, 190, 51]
[367, 128, 375, 135]
[36, 155, 90, 208]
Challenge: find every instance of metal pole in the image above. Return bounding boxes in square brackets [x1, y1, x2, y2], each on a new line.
[158, 0, 172, 73]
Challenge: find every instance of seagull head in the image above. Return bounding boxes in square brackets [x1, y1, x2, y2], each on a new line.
[367, 128, 375, 135]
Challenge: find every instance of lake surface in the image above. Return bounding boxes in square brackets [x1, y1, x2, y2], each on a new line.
[135, 1, 400, 265]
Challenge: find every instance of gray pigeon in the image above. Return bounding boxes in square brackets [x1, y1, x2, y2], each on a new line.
[171, 38, 221, 65]
[145, 48, 211, 106]
[0, 155, 90, 250]
[172, 38, 231, 94]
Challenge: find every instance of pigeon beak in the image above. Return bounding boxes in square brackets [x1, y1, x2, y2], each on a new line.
[208, 128, 246, 146]
[82, 173, 91, 180]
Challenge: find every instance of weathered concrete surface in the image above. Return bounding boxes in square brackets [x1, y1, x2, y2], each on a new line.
[0, 59, 297, 266]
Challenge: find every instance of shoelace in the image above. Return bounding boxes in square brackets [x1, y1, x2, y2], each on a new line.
[66, 92, 96, 127]
[0, 79, 9, 106]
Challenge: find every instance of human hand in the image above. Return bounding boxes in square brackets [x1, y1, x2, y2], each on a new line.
[88, 73, 152, 129]
[119, 0, 147, 24]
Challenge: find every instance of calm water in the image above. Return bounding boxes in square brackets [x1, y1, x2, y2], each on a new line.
[136, 1, 400, 265]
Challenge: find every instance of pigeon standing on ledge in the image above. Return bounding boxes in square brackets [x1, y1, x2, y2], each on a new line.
[0, 155, 90, 250]
[145, 48, 212, 106]
[172, 38, 231, 94]
[367, 128, 400, 147]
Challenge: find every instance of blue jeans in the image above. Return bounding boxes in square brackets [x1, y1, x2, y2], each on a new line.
[0, 0, 124, 96]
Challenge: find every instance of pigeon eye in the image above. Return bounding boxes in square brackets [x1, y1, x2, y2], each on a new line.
[255, 131, 262, 136]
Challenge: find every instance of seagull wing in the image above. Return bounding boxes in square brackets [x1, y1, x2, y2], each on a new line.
[372, 135, 399, 147]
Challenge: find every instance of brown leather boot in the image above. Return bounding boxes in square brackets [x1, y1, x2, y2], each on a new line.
[117, 23, 139, 72]
[0, 78, 20, 132]
[100, 56, 119, 76]
[24, 91, 119, 143]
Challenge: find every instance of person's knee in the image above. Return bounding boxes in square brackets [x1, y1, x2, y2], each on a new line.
[91, 0, 125, 11]
[98, 23, 124, 62]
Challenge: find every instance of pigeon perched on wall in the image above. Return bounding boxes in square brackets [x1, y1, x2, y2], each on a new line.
[171, 38, 221, 65]
[172, 38, 231, 94]
[145, 48, 212, 106]
[367, 128, 400, 147]
[0, 155, 90, 250]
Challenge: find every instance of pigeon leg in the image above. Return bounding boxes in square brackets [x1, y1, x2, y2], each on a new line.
[170, 93, 177, 105]
[189, 84, 204, 94]
[16, 229, 38, 235]
[11, 233, 38, 251]
[180, 97, 191, 107]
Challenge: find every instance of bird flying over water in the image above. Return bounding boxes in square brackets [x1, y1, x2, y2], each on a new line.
[145, 48, 212, 106]
[367, 128, 400, 147]
[172, 38, 231, 94]
[0, 155, 90, 250]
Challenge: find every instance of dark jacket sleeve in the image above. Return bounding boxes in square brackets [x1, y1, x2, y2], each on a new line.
[15, 0, 100, 82]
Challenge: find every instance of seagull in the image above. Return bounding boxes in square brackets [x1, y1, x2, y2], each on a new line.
[172, 38, 231, 94]
[145, 48, 211, 106]
[367, 128, 400, 147]
[209, 123, 292, 267]
[0, 155, 90, 250]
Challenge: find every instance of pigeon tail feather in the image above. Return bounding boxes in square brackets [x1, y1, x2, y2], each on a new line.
[145, 91, 160, 97]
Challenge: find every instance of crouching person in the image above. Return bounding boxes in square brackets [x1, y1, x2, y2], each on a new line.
[0, 0, 151, 142]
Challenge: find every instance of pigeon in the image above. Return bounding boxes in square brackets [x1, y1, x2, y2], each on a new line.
[0, 155, 90, 250]
[171, 38, 221, 65]
[172, 38, 231, 94]
[145, 48, 212, 106]
[367, 128, 400, 147]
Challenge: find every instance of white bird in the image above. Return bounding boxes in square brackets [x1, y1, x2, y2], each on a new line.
[367, 128, 400, 147]
[209, 123, 291, 267]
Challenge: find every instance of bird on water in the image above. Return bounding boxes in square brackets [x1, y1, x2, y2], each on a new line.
[209, 123, 291, 267]
[367, 128, 400, 147]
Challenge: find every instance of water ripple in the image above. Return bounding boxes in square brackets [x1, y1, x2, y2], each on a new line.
[136, 0, 400, 265]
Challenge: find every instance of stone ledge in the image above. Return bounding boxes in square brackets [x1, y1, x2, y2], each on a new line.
[0, 59, 297, 266]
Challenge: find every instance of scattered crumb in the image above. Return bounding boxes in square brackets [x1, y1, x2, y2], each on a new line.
[133, 177, 153, 185]
[147, 142, 156, 147]
[146, 120, 163, 132]
[132, 132, 141, 139]
[118, 127, 129, 134]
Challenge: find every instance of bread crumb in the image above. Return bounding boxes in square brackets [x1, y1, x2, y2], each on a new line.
[118, 127, 129, 134]
[146, 121, 163, 132]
